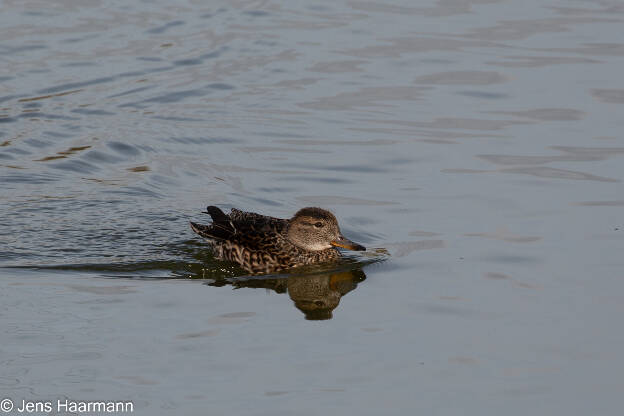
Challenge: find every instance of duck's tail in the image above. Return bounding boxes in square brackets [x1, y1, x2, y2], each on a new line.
[190, 206, 235, 240]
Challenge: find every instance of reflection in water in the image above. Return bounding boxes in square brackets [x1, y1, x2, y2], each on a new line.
[209, 268, 366, 320]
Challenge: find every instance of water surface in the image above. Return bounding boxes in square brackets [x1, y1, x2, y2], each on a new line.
[1, 0, 623, 414]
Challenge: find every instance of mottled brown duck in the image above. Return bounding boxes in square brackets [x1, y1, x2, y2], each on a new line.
[190, 206, 365, 274]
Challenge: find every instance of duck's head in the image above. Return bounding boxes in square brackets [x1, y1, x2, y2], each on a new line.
[287, 207, 366, 252]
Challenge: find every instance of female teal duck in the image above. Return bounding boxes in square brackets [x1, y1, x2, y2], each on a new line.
[190, 206, 365, 274]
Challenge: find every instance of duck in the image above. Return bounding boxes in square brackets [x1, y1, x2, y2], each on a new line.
[190, 206, 365, 274]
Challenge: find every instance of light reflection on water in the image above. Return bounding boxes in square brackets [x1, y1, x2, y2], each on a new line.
[1, 0, 624, 414]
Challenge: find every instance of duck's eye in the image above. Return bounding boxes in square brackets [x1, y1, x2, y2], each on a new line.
[314, 222, 324, 228]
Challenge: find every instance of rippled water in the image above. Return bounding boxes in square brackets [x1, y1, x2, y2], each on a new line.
[1, 0, 623, 414]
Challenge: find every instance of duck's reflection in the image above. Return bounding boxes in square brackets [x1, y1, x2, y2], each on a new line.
[208, 268, 366, 320]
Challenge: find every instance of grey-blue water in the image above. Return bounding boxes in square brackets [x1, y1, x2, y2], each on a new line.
[1, 0, 623, 414]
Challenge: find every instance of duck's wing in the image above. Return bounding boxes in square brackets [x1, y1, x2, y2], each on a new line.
[227, 208, 289, 252]
[190, 206, 236, 240]
[229, 208, 282, 223]
[190, 206, 288, 251]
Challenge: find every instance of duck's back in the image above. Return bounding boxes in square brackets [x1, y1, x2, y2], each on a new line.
[191, 207, 295, 273]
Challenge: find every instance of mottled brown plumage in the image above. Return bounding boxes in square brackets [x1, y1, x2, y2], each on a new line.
[190, 206, 365, 274]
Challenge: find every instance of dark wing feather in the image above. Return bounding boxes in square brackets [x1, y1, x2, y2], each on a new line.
[190, 206, 235, 240]
[191, 206, 288, 250]
[225, 209, 288, 252]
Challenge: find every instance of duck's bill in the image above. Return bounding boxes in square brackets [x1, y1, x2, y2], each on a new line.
[331, 236, 366, 251]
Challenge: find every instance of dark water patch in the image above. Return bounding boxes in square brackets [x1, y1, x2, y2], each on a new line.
[67, 284, 137, 295]
[0, 76, 13, 83]
[347, 0, 495, 17]
[299, 86, 427, 111]
[535, 42, 624, 57]
[83, 150, 125, 164]
[118, 70, 147, 78]
[17, 112, 80, 121]
[414, 70, 507, 85]
[308, 60, 366, 73]
[37, 77, 116, 95]
[50, 159, 100, 174]
[71, 108, 115, 116]
[484, 272, 511, 280]
[120, 88, 209, 107]
[445, 165, 620, 182]
[4, 147, 31, 156]
[137, 56, 165, 62]
[176, 329, 220, 339]
[238, 146, 329, 154]
[23, 138, 52, 148]
[279, 162, 387, 173]
[172, 48, 227, 66]
[0, 252, 38, 261]
[173, 58, 204, 66]
[61, 33, 101, 44]
[208, 83, 235, 90]
[103, 186, 162, 199]
[28, 68, 51, 74]
[254, 132, 311, 139]
[0, 172, 58, 184]
[254, 39, 278, 47]
[0, 94, 23, 103]
[328, 164, 388, 173]
[149, 174, 179, 186]
[465, 229, 542, 243]
[109, 141, 140, 156]
[488, 108, 585, 121]
[170, 136, 241, 145]
[146, 20, 185, 34]
[487, 55, 600, 67]
[277, 176, 353, 184]
[502, 166, 619, 182]
[478, 146, 624, 166]
[143, 65, 176, 75]
[0, 44, 46, 54]
[367, 116, 530, 131]
[107, 86, 154, 99]
[591, 89, 624, 104]
[573, 200, 624, 207]
[42, 130, 67, 138]
[256, 186, 298, 193]
[245, 196, 284, 207]
[340, 36, 498, 58]
[61, 61, 96, 67]
[463, 17, 621, 42]
[0, 116, 17, 123]
[0, 153, 15, 160]
[8, 260, 218, 279]
[243, 10, 270, 17]
[151, 116, 205, 122]
[457, 91, 509, 99]
[297, 195, 398, 206]
[59, 123, 82, 131]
